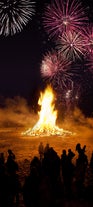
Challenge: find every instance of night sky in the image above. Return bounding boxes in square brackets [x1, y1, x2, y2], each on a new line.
[0, 0, 93, 115]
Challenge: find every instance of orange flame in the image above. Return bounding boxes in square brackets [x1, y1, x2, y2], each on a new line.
[37, 85, 57, 130]
[22, 85, 72, 136]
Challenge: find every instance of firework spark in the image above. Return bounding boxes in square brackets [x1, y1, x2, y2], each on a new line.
[56, 31, 86, 60]
[0, 0, 35, 36]
[65, 83, 80, 106]
[43, 0, 88, 39]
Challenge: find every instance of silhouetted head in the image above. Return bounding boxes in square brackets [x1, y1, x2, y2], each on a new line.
[7, 149, 15, 159]
[46, 143, 49, 148]
[62, 149, 66, 155]
[68, 149, 75, 159]
[40, 142, 43, 146]
[8, 149, 13, 155]
[76, 143, 81, 152]
[30, 156, 40, 170]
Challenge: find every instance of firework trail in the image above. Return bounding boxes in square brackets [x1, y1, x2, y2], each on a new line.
[56, 31, 86, 61]
[54, 81, 80, 113]
[43, 0, 88, 39]
[0, 0, 35, 36]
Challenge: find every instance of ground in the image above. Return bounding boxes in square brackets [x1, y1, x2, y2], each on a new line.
[0, 126, 93, 161]
[0, 126, 93, 207]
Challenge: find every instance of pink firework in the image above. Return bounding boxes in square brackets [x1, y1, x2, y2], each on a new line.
[40, 51, 75, 89]
[41, 52, 59, 78]
[56, 31, 86, 60]
[40, 51, 71, 78]
[43, 0, 88, 39]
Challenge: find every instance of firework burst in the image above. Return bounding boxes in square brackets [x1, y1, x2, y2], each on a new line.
[0, 0, 35, 36]
[40, 51, 71, 78]
[56, 31, 86, 61]
[43, 0, 88, 39]
[41, 51, 60, 78]
[40, 51, 75, 89]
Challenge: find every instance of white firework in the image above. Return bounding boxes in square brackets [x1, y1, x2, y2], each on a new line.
[56, 31, 86, 61]
[0, 0, 35, 36]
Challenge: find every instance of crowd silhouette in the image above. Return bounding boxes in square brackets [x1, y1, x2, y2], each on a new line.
[0, 143, 93, 207]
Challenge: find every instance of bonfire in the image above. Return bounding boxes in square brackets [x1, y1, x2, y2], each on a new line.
[22, 85, 72, 136]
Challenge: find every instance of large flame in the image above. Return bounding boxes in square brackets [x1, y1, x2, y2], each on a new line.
[22, 85, 72, 136]
[37, 85, 57, 131]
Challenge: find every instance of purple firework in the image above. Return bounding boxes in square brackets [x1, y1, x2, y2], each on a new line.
[56, 31, 86, 61]
[43, 0, 88, 39]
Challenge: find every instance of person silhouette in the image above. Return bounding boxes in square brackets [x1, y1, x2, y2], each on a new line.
[23, 166, 40, 207]
[90, 152, 93, 171]
[6, 150, 20, 206]
[75, 143, 88, 197]
[6, 149, 18, 175]
[61, 148, 75, 197]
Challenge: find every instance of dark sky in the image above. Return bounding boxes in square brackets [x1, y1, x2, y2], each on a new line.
[0, 0, 93, 115]
[0, 0, 45, 98]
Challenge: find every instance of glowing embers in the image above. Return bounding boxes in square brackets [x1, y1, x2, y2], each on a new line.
[22, 85, 72, 136]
